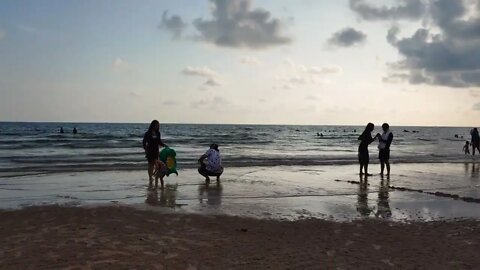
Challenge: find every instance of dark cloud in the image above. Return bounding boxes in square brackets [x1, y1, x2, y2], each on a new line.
[349, 0, 426, 21]
[193, 0, 291, 49]
[328, 27, 367, 47]
[386, 0, 480, 88]
[159, 11, 187, 39]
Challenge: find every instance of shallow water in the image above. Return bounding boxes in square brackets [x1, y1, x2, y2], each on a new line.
[1, 163, 479, 221]
[0, 122, 477, 177]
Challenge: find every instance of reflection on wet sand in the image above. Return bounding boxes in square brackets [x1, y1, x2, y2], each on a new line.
[199, 182, 223, 206]
[356, 175, 392, 219]
[145, 184, 178, 207]
[376, 176, 392, 218]
[356, 175, 371, 217]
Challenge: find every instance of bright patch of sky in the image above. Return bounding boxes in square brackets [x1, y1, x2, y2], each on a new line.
[0, 0, 479, 126]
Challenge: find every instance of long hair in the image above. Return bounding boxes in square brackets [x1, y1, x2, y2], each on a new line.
[365, 122, 374, 132]
[148, 120, 160, 133]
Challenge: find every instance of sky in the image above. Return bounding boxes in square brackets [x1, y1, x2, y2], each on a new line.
[0, 0, 479, 126]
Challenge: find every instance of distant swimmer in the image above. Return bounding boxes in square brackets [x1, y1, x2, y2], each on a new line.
[471, 128, 480, 155]
[358, 123, 378, 176]
[463, 141, 471, 155]
[73, 127, 78, 134]
[455, 134, 459, 138]
[403, 130, 409, 133]
[198, 144, 223, 184]
[317, 132, 323, 137]
[59, 127, 64, 134]
[377, 123, 393, 176]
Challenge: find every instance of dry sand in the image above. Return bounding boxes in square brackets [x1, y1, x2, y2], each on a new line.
[0, 206, 479, 269]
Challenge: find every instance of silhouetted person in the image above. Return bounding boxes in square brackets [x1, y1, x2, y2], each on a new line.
[198, 144, 223, 184]
[143, 120, 167, 189]
[358, 123, 377, 176]
[471, 128, 480, 155]
[59, 127, 64, 134]
[378, 123, 393, 176]
[463, 141, 471, 155]
[356, 175, 371, 217]
[376, 176, 392, 218]
[72, 127, 77, 134]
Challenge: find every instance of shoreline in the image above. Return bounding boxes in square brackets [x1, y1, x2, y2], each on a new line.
[1, 205, 479, 269]
[1, 163, 480, 221]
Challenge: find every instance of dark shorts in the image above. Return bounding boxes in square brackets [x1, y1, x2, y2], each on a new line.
[379, 148, 390, 162]
[198, 165, 223, 177]
[358, 149, 369, 165]
[146, 151, 159, 163]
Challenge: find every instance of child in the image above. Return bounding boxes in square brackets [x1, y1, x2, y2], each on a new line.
[151, 159, 168, 189]
[463, 141, 471, 155]
[198, 144, 224, 184]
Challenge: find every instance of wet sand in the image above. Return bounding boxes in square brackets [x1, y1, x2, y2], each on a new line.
[0, 205, 479, 269]
[1, 163, 480, 221]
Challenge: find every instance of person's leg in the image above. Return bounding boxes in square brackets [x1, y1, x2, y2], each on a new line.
[380, 161, 385, 175]
[160, 176, 164, 189]
[365, 163, 370, 176]
[154, 175, 158, 189]
[386, 161, 390, 176]
[198, 166, 210, 183]
[148, 162, 155, 189]
[359, 164, 364, 175]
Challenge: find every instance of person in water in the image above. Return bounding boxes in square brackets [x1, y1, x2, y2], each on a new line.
[198, 144, 224, 184]
[358, 123, 378, 176]
[59, 127, 64, 134]
[143, 120, 167, 189]
[378, 123, 393, 176]
[463, 141, 471, 155]
[73, 127, 78, 134]
[471, 128, 480, 155]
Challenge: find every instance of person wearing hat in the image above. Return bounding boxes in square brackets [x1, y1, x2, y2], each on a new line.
[198, 144, 224, 183]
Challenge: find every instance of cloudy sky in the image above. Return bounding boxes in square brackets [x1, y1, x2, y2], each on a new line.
[1, 0, 479, 126]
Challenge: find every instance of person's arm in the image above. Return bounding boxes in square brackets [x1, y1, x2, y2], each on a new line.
[198, 154, 208, 164]
[158, 132, 167, 147]
[385, 133, 393, 149]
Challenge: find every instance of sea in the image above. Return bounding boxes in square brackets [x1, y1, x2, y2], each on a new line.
[0, 122, 475, 177]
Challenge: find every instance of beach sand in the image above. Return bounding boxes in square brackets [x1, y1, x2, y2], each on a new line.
[1, 205, 479, 269]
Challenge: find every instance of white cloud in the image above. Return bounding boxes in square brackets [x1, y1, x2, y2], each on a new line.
[182, 66, 219, 78]
[181, 66, 222, 88]
[204, 78, 222, 87]
[112, 58, 130, 72]
[191, 96, 229, 109]
[239, 56, 262, 65]
[275, 59, 342, 89]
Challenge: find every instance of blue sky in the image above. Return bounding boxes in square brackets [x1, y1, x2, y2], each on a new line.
[1, 0, 479, 125]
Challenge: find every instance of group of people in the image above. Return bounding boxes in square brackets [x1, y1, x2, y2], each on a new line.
[59, 127, 77, 134]
[357, 123, 393, 177]
[463, 128, 480, 155]
[142, 120, 223, 189]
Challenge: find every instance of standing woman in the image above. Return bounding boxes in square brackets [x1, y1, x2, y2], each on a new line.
[471, 128, 480, 155]
[143, 120, 166, 188]
[358, 123, 377, 176]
